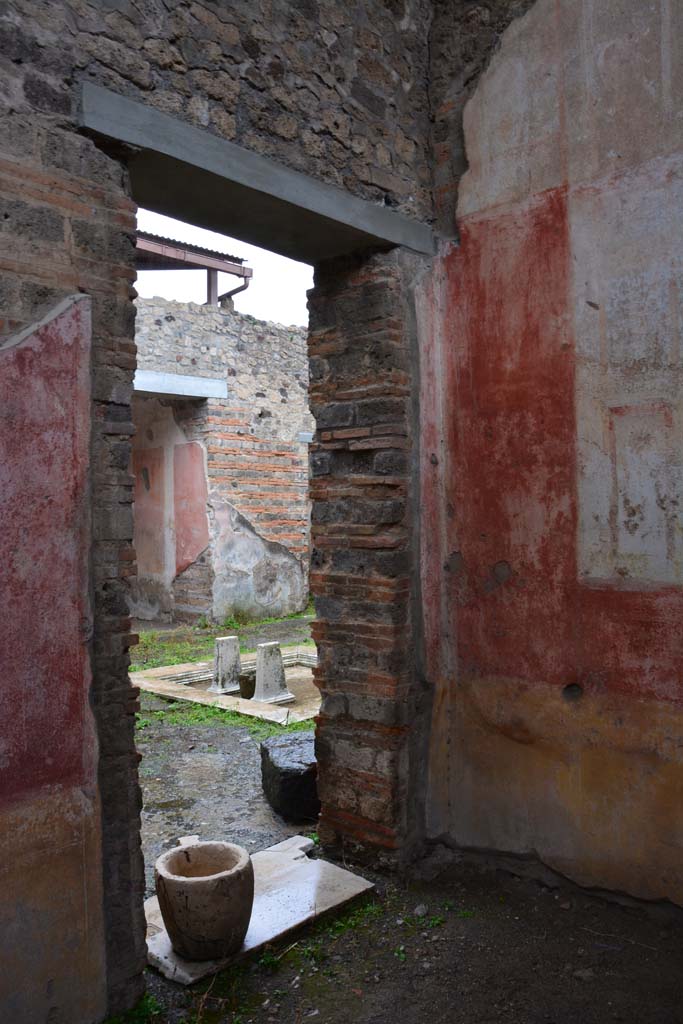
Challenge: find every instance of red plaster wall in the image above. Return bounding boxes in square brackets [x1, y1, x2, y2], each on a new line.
[0, 296, 107, 1022]
[132, 447, 165, 576]
[174, 441, 210, 575]
[442, 189, 578, 690]
[0, 297, 94, 799]
[437, 190, 682, 701]
[420, 0, 683, 901]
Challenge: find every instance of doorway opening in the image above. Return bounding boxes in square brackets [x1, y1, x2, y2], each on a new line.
[128, 208, 319, 894]
[80, 85, 433, 1010]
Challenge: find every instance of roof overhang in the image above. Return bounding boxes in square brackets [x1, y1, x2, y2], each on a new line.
[135, 234, 251, 278]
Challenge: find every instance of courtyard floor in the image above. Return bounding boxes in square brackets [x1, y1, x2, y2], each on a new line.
[131, 690, 683, 1024]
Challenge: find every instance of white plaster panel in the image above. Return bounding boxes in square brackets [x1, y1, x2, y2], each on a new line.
[572, 156, 683, 584]
[457, 0, 683, 219]
[561, 0, 683, 189]
[612, 406, 680, 581]
[458, 0, 563, 217]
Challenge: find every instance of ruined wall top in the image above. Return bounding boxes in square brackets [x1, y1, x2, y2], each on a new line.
[134, 296, 314, 443]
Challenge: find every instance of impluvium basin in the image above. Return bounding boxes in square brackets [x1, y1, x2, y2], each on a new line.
[155, 841, 254, 961]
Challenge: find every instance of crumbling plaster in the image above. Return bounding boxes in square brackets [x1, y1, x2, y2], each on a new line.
[420, 0, 683, 901]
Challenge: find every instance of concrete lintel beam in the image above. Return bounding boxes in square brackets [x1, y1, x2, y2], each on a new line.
[133, 370, 228, 400]
[78, 84, 436, 263]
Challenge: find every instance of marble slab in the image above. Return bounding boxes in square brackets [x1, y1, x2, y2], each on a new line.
[131, 663, 320, 724]
[145, 835, 374, 985]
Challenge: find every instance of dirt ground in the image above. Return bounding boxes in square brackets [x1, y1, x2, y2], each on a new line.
[131, 693, 683, 1024]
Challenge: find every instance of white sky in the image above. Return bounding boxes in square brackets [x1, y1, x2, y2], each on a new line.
[135, 209, 313, 327]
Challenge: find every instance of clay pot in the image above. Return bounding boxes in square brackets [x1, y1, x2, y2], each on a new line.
[155, 841, 254, 961]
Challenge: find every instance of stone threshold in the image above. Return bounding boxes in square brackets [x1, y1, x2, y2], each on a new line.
[145, 835, 374, 985]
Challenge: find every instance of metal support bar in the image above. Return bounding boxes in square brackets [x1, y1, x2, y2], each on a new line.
[206, 269, 218, 305]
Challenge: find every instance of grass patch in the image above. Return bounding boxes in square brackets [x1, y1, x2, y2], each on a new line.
[220, 599, 315, 632]
[105, 994, 163, 1024]
[135, 702, 314, 741]
[324, 898, 384, 938]
[130, 604, 315, 672]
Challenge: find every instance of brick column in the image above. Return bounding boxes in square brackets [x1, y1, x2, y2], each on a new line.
[308, 248, 430, 867]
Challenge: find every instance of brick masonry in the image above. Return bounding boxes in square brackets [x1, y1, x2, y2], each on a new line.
[133, 298, 313, 621]
[307, 248, 431, 863]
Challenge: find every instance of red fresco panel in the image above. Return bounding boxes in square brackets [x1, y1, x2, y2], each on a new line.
[133, 447, 165, 575]
[173, 442, 209, 576]
[0, 297, 93, 801]
[427, 185, 683, 706]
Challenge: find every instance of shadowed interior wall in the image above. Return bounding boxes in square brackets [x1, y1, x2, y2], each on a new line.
[0, 297, 107, 1022]
[420, 0, 683, 902]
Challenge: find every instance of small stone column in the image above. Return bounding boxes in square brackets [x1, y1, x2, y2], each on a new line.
[253, 642, 294, 705]
[209, 635, 241, 694]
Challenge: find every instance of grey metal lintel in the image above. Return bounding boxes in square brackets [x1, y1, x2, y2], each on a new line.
[78, 83, 435, 264]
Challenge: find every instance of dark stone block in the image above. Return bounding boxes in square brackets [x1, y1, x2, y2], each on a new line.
[260, 733, 320, 823]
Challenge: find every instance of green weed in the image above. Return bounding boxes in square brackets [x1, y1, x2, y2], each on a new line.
[135, 701, 314, 741]
[105, 993, 163, 1024]
[301, 939, 326, 964]
[258, 948, 281, 971]
[326, 899, 383, 938]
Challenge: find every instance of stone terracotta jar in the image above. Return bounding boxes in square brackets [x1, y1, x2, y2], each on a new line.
[155, 841, 254, 961]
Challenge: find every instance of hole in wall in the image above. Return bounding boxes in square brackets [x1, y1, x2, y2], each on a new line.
[562, 683, 583, 703]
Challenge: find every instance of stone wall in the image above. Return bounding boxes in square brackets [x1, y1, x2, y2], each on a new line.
[132, 298, 312, 621]
[2, 0, 432, 220]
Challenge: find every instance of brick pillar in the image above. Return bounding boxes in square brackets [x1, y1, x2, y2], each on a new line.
[308, 248, 430, 867]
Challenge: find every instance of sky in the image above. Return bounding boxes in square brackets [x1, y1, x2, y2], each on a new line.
[135, 209, 314, 327]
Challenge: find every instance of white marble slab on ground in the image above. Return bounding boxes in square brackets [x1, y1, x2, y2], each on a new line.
[145, 835, 374, 985]
[131, 663, 320, 723]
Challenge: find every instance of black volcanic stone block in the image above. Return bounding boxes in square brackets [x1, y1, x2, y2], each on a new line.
[260, 733, 320, 823]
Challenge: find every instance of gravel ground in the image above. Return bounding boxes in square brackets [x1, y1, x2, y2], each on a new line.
[133, 696, 683, 1024]
[143, 863, 683, 1024]
[137, 693, 311, 896]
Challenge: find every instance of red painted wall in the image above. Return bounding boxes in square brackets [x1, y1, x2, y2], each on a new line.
[0, 297, 94, 800]
[435, 189, 683, 704]
[132, 447, 165, 576]
[419, 0, 683, 901]
[174, 441, 210, 575]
